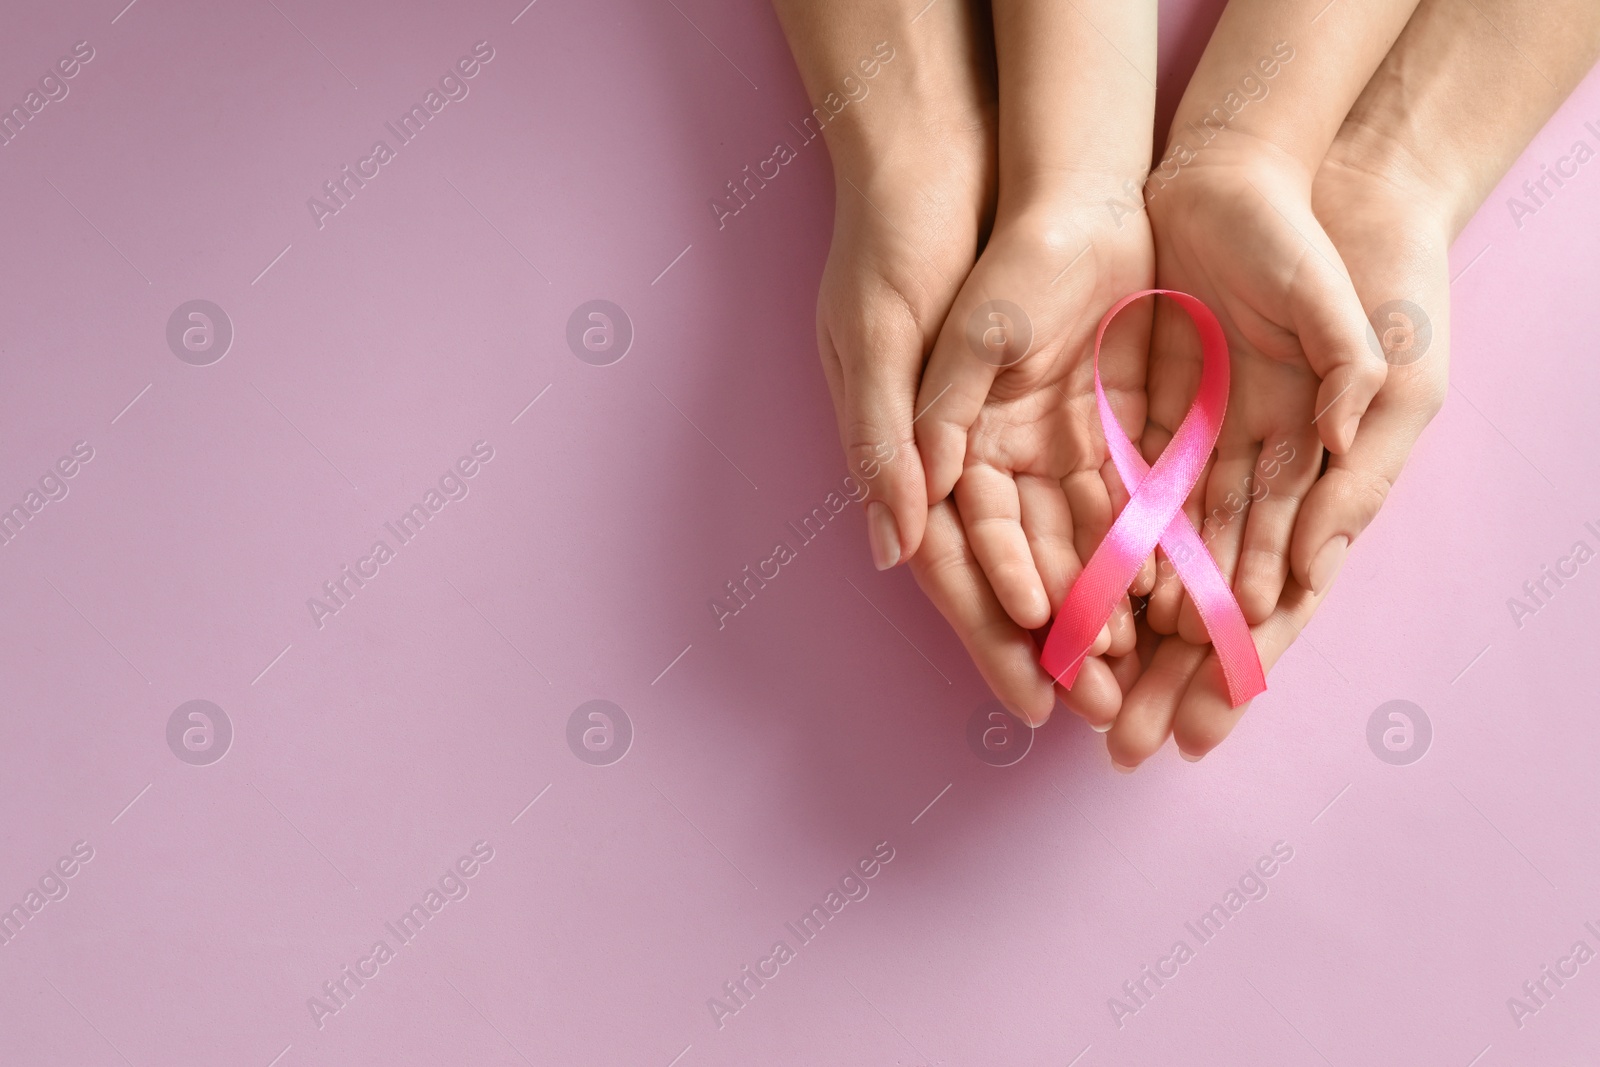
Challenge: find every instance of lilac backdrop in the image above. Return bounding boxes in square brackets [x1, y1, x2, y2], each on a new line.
[2, 0, 1599, 1064]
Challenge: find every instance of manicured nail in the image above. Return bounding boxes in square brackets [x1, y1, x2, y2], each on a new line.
[1091, 721, 1113, 733]
[1180, 750, 1203, 763]
[1112, 760, 1135, 774]
[1006, 701, 1046, 728]
[1341, 414, 1360, 450]
[1308, 535, 1350, 594]
[867, 500, 901, 571]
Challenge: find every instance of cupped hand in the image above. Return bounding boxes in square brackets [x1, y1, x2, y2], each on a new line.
[1141, 147, 1388, 646]
[908, 196, 1157, 728]
[808, 2, 997, 574]
[1105, 143, 1451, 769]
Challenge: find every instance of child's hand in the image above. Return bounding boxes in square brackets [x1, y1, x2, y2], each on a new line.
[1142, 147, 1386, 643]
[903, 0, 1160, 728]
[1106, 127, 1454, 771]
[911, 198, 1157, 728]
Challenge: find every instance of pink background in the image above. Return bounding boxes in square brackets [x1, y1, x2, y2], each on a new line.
[2, 1, 1599, 1064]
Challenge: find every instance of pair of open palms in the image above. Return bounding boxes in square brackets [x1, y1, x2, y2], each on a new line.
[815, 100, 1448, 768]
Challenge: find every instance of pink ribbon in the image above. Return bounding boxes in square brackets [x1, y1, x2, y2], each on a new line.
[1040, 290, 1266, 708]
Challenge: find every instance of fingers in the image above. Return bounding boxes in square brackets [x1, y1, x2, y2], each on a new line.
[1146, 451, 1210, 635]
[1289, 256, 1390, 456]
[1171, 578, 1325, 760]
[1062, 469, 1126, 654]
[1058, 654, 1124, 731]
[1102, 457, 1157, 597]
[1107, 568, 1333, 768]
[822, 307, 932, 571]
[1291, 368, 1444, 594]
[909, 500, 1059, 726]
[1105, 634, 1209, 770]
[1106, 596, 1138, 658]
[1140, 294, 1205, 634]
[955, 464, 1052, 629]
[1018, 473, 1079, 616]
[1132, 554, 1157, 599]
[1176, 443, 1259, 645]
[1235, 430, 1321, 623]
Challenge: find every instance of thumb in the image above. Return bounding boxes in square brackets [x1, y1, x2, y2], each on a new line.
[1290, 256, 1390, 456]
[1290, 376, 1441, 594]
[823, 317, 930, 569]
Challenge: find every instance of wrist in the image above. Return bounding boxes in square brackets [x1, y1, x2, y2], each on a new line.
[1317, 124, 1465, 239]
[1145, 136, 1314, 220]
[826, 113, 995, 239]
[1160, 34, 1333, 178]
[998, 159, 1152, 223]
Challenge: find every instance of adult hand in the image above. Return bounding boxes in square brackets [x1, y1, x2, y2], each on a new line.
[772, 0, 997, 571]
[1106, 0, 1600, 769]
[1142, 146, 1385, 644]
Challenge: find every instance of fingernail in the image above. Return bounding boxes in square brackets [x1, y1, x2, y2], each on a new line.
[1180, 750, 1203, 763]
[1007, 701, 1047, 728]
[1308, 535, 1350, 594]
[1091, 721, 1113, 733]
[1112, 760, 1136, 774]
[1341, 414, 1360, 450]
[867, 501, 901, 571]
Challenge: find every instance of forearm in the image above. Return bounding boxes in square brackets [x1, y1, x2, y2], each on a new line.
[1328, 0, 1600, 237]
[990, 0, 1156, 206]
[768, 0, 993, 178]
[1159, 0, 1420, 179]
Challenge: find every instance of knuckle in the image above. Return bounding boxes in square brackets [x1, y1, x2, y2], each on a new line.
[1243, 540, 1290, 573]
[843, 432, 908, 489]
[830, 279, 924, 355]
[917, 537, 975, 588]
[1341, 467, 1395, 523]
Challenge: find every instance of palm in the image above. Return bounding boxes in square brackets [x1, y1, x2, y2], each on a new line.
[1103, 155, 1450, 770]
[965, 212, 1154, 609]
[1143, 156, 1371, 637]
[912, 205, 1156, 718]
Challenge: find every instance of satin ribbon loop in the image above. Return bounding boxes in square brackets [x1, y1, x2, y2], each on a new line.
[1039, 290, 1266, 708]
